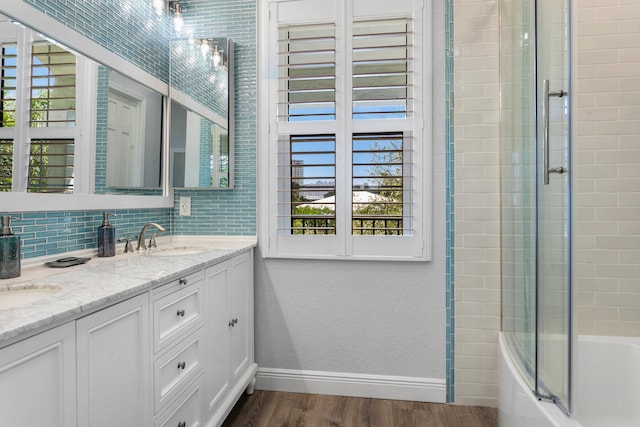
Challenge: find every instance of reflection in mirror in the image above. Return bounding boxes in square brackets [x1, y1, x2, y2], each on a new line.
[0, 11, 164, 197]
[99, 70, 163, 192]
[169, 37, 233, 188]
[0, 14, 81, 193]
[170, 100, 229, 188]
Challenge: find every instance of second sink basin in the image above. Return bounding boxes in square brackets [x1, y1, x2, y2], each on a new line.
[0, 284, 62, 310]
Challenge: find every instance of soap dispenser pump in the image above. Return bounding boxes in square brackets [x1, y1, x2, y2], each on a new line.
[97, 212, 116, 257]
[0, 216, 21, 279]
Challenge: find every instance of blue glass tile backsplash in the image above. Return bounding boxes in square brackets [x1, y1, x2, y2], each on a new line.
[1, 209, 170, 259]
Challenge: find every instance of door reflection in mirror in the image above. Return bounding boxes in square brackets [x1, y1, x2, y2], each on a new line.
[104, 71, 163, 190]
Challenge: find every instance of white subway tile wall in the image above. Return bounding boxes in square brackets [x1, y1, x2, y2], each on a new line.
[575, 1, 640, 336]
[453, 0, 501, 406]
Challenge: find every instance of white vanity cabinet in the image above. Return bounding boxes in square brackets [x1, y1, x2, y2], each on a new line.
[0, 247, 256, 427]
[76, 293, 151, 427]
[0, 322, 77, 427]
[204, 250, 256, 426]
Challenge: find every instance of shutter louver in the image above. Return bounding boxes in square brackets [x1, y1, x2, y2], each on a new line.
[0, 139, 12, 191]
[28, 139, 74, 193]
[352, 18, 414, 119]
[278, 23, 336, 121]
[352, 132, 413, 235]
[30, 42, 76, 128]
[278, 134, 336, 234]
[1, 43, 17, 128]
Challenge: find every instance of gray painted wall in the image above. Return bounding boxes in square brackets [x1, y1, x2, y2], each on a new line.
[254, 0, 446, 381]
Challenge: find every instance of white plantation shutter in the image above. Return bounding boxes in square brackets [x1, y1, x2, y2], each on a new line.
[262, 0, 430, 260]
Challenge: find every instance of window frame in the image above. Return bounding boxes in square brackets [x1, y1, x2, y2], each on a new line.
[258, 0, 431, 261]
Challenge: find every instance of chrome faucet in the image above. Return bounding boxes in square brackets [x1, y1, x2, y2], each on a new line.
[136, 222, 166, 251]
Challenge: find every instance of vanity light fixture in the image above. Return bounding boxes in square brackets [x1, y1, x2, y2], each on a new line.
[168, 1, 186, 32]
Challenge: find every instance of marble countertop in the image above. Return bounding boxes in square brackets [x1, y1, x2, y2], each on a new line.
[0, 235, 257, 347]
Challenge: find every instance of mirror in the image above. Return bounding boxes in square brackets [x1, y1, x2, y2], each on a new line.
[169, 37, 233, 189]
[0, 6, 171, 210]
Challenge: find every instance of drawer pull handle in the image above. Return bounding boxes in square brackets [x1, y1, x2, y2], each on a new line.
[179, 277, 187, 285]
[177, 309, 186, 317]
[229, 318, 239, 327]
[178, 422, 186, 427]
[177, 361, 186, 370]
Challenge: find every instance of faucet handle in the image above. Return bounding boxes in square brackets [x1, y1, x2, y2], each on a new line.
[118, 237, 134, 253]
[149, 233, 159, 248]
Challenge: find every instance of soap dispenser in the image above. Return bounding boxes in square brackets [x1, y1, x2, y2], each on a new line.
[0, 216, 21, 279]
[97, 212, 116, 257]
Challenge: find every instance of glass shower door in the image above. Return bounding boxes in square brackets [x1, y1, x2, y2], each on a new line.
[535, 0, 571, 412]
[500, 0, 537, 389]
[500, 0, 572, 413]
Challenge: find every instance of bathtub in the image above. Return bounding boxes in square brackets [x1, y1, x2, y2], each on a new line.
[499, 333, 640, 427]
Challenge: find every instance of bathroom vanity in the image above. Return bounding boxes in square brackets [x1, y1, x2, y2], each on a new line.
[0, 237, 257, 427]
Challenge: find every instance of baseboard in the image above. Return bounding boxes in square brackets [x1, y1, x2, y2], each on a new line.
[255, 367, 446, 403]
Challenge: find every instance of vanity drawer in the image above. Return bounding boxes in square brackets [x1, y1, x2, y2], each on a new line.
[154, 328, 204, 413]
[152, 271, 203, 300]
[155, 374, 204, 427]
[153, 276, 203, 354]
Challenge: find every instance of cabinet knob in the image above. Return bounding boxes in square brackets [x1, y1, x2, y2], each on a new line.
[179, 277, 187, 285]
[177, 361, 186, 370]
[176, 309, 186, 317]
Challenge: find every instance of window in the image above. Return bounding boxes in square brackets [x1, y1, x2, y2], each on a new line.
[260, 0, 430, 260]
[0, 24, 81, 193]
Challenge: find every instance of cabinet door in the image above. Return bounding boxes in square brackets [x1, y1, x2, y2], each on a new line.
[203, 260, 231, 417]
[77, 293, 151, 427]
[0, 323, 76, 427]
[229, 251, 252, 382]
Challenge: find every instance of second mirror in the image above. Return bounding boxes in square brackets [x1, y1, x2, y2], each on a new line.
[169, 37, 233, 189]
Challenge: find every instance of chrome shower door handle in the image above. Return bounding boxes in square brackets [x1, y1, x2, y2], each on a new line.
[543, 79, 568, 185]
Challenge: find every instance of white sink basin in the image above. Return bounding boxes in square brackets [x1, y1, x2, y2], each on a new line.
[0, 285, 62, 310]
[146, 246, 211, 257]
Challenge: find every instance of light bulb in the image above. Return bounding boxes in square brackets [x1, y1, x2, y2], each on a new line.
[212, 44, 222, 68]
[173, 9, 184, 32]
[200, 39, 210, 58]
[152, 0, 164, 15]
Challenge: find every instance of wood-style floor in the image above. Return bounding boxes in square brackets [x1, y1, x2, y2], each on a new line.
[222, 391, 498, 427]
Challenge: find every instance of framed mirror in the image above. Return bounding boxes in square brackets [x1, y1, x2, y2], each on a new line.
[0, 3, 172, 211]
[169, 37, 233, 189]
